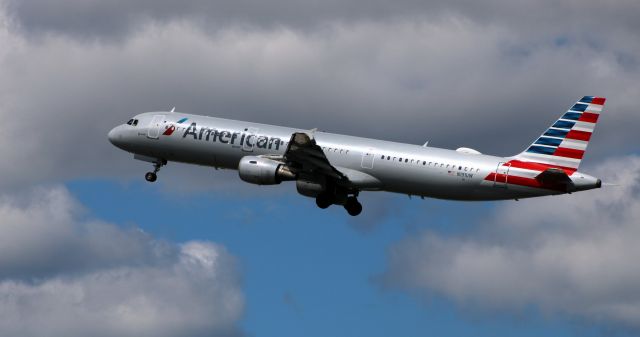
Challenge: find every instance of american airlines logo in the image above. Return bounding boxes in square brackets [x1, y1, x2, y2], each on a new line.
[180, 122, 284, 150]
[162, 117, 189, 136]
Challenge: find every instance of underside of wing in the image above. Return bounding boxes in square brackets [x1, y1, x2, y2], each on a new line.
[283, 132, 347, 181]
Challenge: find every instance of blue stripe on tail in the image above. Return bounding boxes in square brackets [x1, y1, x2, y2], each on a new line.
[527, 145, 556, 155]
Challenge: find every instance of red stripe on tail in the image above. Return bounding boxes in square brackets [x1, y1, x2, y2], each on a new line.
[507, 160, 577, 175]
[579, 112, 599, 123]
[484, 173, 567, 191]
[553, 147, 585, 159]
[565, 130, 592, 141]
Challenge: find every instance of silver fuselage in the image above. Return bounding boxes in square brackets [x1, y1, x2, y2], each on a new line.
[108, 112, 601, 201]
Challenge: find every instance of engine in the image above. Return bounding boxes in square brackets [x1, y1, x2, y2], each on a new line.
[295, 177, 348, 205]
[295, 179, 325, 197]
[238, 156, 296, 185]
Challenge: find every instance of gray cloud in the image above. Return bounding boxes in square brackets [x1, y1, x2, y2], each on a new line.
[0, 0, 638, 333]
[381, 155, 640, 330]
[0, 186, 244, 337]
[0, 12, 637, 192]
[0, 186, 176, 279]
[5, 0, 640, 42]
[0, 0, 638, 195]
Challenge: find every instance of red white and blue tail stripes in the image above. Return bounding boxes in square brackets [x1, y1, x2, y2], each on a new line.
[515, 96, 605, 170]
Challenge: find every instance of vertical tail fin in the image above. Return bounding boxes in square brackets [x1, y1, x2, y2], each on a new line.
[513, 96, 606, 171]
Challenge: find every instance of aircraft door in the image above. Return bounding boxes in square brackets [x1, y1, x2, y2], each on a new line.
[361, 148, 375, 169]
[242, 128, 258, 152]
[147, 115, 165, 139]
[493, 162, 511, 188]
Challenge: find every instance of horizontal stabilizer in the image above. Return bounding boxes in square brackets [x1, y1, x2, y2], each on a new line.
[535, 168, 573, 187]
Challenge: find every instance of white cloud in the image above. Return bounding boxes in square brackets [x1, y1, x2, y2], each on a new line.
[382, 155, 640, 329]
[0, 186, 244, 337]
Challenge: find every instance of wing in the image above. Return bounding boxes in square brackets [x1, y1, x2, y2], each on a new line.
[283, 131, 347, 181]
[261, 130, 381, 190]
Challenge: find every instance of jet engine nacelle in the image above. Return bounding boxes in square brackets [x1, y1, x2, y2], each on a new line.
[238, 156, 296, 185]
[295, 177, 348, 205]
[296, 179, 325, 197]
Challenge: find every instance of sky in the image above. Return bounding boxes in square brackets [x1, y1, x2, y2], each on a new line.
[0, 0, 639, 336]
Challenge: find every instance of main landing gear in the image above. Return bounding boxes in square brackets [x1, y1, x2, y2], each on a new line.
[344, 196, 363, 216]
[145, 159, 166, 182]
[315, 193, 332, 209]
[315, 193, 363, 216]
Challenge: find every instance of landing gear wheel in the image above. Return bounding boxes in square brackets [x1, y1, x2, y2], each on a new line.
[144, 159, 166, 183]
[315, 194, 332, 209]
[145, 172, 157, 182]
[344, 196, 362, 216]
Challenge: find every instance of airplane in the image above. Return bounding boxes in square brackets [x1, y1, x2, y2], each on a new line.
[108, 96, 605, 216]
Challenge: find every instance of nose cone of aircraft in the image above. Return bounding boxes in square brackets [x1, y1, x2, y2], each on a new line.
[108, 126, 125, 149]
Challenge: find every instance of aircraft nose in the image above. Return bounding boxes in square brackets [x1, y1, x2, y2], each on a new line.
[108, 126, 124, 147]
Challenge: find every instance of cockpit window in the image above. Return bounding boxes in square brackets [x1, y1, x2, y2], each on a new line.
[126, 119, 134, 125]
[132, 119, 138, 126]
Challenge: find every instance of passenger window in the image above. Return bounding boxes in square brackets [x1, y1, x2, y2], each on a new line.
[405, 159, 408, 163]
[399, 158, 402, 162]
[381, 155, 385, 159]
[423, 161, 426, 165]
[459, 166, 462, 170]
[476, 168, 480, 172]
[440, 163, 444, 167]
[464, 167, 468, 171]
[387, 156, 390, 160]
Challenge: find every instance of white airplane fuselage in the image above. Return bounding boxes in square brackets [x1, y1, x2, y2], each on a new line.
[108, 111, 602, 207]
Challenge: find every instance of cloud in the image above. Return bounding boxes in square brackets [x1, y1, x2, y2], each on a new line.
[381, 155, 640, 330]
[5, 0, 640, 42]
[0, 186, 244, 337]
[0, 2, 637, 194]
[0, 15, 636, 188]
